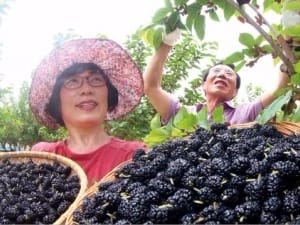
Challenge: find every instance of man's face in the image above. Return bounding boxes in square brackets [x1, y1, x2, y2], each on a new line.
[202, 64, 238, 101]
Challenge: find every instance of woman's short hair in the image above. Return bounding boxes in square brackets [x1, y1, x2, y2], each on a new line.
[45, 63, 118, 126]
[202, 63, 241, 89]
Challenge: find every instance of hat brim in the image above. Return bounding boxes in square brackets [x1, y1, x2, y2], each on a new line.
[29, 38, 143, 128]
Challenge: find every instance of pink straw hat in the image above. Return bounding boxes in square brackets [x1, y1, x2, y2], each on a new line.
[29, 38, 143, 128]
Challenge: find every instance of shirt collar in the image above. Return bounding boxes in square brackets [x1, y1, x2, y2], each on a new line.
[223, 101, 236, 109]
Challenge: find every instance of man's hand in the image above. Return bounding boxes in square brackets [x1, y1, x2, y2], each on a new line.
[162, 28, 181, 46]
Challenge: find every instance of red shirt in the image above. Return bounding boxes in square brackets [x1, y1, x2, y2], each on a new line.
[31, 137, 145, 185]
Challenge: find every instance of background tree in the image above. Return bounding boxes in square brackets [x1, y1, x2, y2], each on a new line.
[14, 81, 66, 148]
[107, 32, 218, 140]
[245, 82, 264, 102]
[140, 0, 300, 123]
[1, 0, 291, 149]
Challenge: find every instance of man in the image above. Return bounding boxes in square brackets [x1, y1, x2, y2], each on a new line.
[143, 29, 290, 125]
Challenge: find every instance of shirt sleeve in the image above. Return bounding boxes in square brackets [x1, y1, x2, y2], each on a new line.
[160, 96, 200, 125]
[31, 141, 60, 152]
[160, 95, 181, 125]
[228, 98, 263, 124]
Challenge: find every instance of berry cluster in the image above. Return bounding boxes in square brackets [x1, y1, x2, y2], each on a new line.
[73, 123, 300, 224]
[0, 158, 80, 224]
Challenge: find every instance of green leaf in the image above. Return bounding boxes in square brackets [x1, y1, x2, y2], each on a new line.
[256, 90, 293, 124]
[177, 19, 187, 30]
[239, 33, 255, 48]
[209, 10, 220, 22]
[187, 2, 200, 16]
[186, 2, 200, 31]
[213, 0, 225, 8]
[294, 61, 300, 73]
[164, 116, 175, 131]
[196, 0, 207, 4]
[173, 107, 198, 132]
[164, 0, 173, 9]
[241, 48, 254, 57]
[153, 27, 163, 49]
[289, 105, 300, 122]
[194, 15, 205, 40]
[223, 52, 245, 64]
[174, 0, 187, 6]
[186, 14, 195, 32]
[263, 0, 276, 11]
[234, 60, 246, 71]
[223, 2, 235, 21]
[283, 1, 300, 11]
[211, 105, 224, 123]
[264, 0, 281, 13]
[166, 11, 180, 32]
[140, 26, 163, 49]
[152, 8, 170, 24]
[281, 25, 300, 37]
[145, 29, 155, 47]
[143, 127, 171, 146]
[140, 23, 156, 33]
[291, 72, 300, 84]
[140, 28, 154, 47]
[171, 126, 185, 137]
[261, 44, 273, 54]
[255, 35, 264, 45]
[150, 113, 162, 129]
[196, 106, 209, 129]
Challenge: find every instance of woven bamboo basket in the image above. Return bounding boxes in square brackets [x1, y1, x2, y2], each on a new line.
[230, 121, 300, 136]
[65, 121, 300, 225]
[65, 160, 129, 225]
[0, 151, 88, 225]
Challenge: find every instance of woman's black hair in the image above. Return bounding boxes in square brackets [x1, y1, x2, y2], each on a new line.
[202, 63, 241, 89]
[45, 63, 118, 126]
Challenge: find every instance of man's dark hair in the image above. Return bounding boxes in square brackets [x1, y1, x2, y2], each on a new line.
[202, 63, 241, 89]
[45, 63, 118, 126]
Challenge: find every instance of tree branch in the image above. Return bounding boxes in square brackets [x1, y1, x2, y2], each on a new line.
[247, 3, 296, 64]
[224, 0, 295, 75]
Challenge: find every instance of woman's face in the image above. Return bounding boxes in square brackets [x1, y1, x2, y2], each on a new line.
[59, 70, 108, 128]
[202, 64, 238, 101]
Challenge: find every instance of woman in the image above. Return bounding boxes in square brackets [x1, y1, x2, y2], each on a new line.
[29, 38, 145, 185]
[143, 29, 290, 125]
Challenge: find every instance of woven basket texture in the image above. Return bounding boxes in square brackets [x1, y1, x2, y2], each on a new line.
[0, 151, 88, 225]
[65, 160, 129, 225]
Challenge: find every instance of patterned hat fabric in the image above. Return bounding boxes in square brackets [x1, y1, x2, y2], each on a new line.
[29, 38, 143, 128]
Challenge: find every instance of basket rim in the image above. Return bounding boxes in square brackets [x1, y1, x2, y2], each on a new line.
[0, 150, 88, 225]
[230, 121, 300, 136]
[65, 159, 131, 224]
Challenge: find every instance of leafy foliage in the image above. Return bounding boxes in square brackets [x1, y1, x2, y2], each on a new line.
[143, 105, 224, 147]
[140, 0, 300, 124]
[107, 32, 218, 140]
[1, 0, 300, 149]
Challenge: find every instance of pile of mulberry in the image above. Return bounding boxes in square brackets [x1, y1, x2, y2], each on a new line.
[0, 158, 80, 224]
[73, 123, 300, 224]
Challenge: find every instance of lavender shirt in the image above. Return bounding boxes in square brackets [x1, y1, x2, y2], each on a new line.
[163, 96, 263, 125]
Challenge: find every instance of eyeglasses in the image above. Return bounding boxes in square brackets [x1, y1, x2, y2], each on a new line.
[210, 67, 236, 77]
[63, 74, 106, 90]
